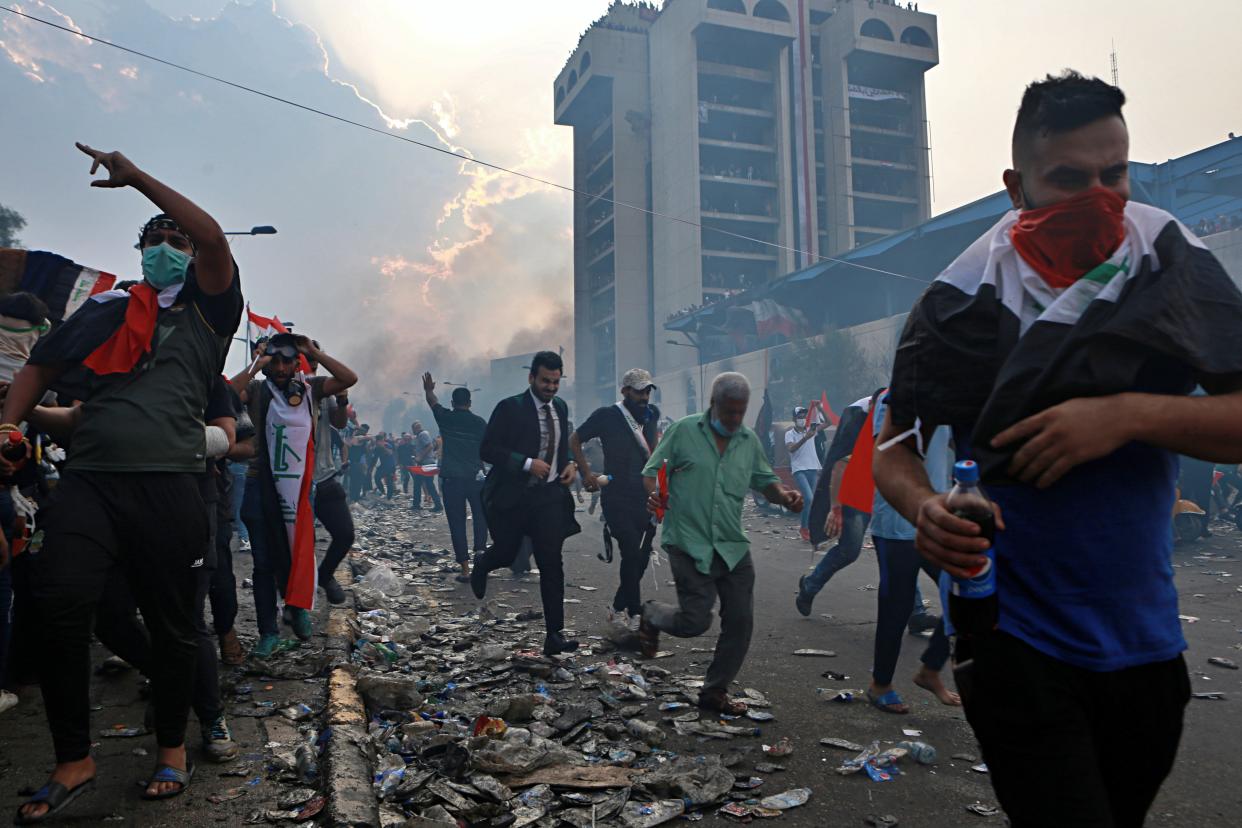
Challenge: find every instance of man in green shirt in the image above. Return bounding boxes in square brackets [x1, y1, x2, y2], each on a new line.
[639, 372, 802, 715]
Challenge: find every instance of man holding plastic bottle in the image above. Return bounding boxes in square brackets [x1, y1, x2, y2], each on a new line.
[874, 72, 1242, 826]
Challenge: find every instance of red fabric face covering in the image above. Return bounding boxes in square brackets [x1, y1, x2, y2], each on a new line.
[1009, 187, 1127, 290]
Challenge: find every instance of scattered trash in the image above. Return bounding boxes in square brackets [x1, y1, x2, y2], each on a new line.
[896, 741, 937, 765]
[792, 648, 837, 657]
[865, 815, 900, 827]
[966, 802, 1001, 817]
[1179, 614, 1200, 623]
[762, 736, 794, 756]
[99, 726, 144, 738]
[971, 763, 990, 773]
[757, 787, 811, 810]
[901, 728, 922, 737]
[821, 670, 849, 681]
[1208, 656, 1239, 670]
[820, 737, 864, 751]
[1192, 691, 1226, 700]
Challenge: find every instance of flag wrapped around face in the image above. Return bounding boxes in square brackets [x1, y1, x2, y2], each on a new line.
[265, 378, 317, 610]
[888, 201, 1242, 482]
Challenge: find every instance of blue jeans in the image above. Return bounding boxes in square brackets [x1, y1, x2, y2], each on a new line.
[799, 506, 928, 615]
[241, 478, 284, 637]
[802, 505, 870, 595]
[229, 461, 249, 542]
[793, 469, 819, 530]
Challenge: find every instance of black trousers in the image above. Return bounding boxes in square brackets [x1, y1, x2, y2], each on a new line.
[441, 476, 487, 564]
[33, 471, 204, 762]
[603, 504, 652, 617]
[962, 631, 1189, 828]
[314, 478, 356, 579]
[872, 537, 949, 686]
[411, 474, 442, 510]
[208, 502, 238, 636]
[479, 484, 568, 632]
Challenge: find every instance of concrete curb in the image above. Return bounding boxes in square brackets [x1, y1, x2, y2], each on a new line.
[323, 599, 378, 828]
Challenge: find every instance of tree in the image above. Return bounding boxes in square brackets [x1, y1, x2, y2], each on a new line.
[775, 327, 887, 418]
[0, 204, 26, 248]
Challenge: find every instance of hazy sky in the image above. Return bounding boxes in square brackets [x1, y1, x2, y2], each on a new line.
[2, 0, 1239, 419]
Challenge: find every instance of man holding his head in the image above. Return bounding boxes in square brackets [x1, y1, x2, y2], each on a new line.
[638, 372, 802, 715]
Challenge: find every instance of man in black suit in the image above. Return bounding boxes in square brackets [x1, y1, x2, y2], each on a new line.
[471, 351, 582, 655]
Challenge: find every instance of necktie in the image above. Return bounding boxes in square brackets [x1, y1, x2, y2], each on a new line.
[541, 404, 556, 469]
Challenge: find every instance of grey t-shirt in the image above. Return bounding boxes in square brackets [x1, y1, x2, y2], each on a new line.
[313, 394, 340, 483]
[413, 429, 435, 464]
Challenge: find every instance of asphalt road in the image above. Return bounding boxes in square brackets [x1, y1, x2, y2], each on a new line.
[2, 494, 1239, 827]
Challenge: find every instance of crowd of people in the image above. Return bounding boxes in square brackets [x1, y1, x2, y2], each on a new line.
[3, 69, 1242, 828]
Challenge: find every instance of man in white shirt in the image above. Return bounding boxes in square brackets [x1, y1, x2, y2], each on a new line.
[785, 407, 823, 542]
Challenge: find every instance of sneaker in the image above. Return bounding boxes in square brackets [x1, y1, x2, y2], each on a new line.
[218, 628, 245, 666]
[201, 715, 239, 763]
[288, 607, 314, 641]
[795, 576, 813, 617]
[0, 689, 18, 715]
[907, 612, 941, 636]
[238, 538, 251, 553]
[320, 575, 347, 605]
[250, 633, 281, 659]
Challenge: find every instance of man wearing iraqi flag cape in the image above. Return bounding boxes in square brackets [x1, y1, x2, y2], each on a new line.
[874, 72, 1242, 825]
[232, 332, 356, 658]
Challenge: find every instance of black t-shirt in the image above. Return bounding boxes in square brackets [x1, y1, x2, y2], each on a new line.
[575, 403, 660, 510]
[57, 264, 243, 473]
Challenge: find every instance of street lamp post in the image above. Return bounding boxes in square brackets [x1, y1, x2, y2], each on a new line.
[224, 225, 278, 237]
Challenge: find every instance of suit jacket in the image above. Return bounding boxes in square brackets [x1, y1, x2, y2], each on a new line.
[481, 390, 580, 538]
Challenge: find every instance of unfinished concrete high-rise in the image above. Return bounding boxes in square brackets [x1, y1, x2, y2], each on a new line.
[555, 0, 938, 414]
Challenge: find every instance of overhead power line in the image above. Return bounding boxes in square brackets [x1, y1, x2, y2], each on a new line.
[0, 4, 930, 286]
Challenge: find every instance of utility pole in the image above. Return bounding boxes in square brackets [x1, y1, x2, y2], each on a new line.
[1110, 40, 1119, 87]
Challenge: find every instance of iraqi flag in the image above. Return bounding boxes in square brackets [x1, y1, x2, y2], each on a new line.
[247, 305, 310, 372]
[407, 464, 439, 477]
[0, 248, 116, 322]
[265, 378, 317, 610]
[749, 299, 808, 339]
[888, 201, 1242, 483]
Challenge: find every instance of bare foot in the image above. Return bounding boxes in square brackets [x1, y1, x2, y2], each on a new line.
[18, 756, 96, 821]
[145, 744, 188, 798]
[913, 667, 962, 706]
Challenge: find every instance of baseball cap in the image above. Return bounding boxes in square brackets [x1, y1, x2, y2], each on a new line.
[792, 406, 808, 419]
[621, 368, 656, 391]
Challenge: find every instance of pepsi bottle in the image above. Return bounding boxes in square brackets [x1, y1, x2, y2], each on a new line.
[946, 460, 998, 637]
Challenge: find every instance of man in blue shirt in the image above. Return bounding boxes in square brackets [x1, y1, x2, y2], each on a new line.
[875, 72, 1242, 826]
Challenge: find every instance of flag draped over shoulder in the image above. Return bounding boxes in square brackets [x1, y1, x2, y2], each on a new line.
[0, 248, 116, 321]
[889, 201, 1242, 482]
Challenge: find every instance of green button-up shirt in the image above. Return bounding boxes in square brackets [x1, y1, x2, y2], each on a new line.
[642, 412, 780, 574]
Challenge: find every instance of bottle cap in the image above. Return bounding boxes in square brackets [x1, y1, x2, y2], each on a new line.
[6, 431, 21, 445]
[954, 459, 979, 484]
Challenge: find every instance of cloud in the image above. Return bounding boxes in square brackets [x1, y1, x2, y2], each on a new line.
[0, 0, 601, 426]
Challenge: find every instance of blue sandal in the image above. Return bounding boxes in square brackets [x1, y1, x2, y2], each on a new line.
[141, 762, 194, 800]
[14, 777, 95, 824]
[867, 689, 909, 714]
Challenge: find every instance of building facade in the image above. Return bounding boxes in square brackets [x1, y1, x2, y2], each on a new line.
[555, 0, 938, 414]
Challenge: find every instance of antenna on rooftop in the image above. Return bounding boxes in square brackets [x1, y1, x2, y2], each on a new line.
[1110, 40, 1119, 87]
